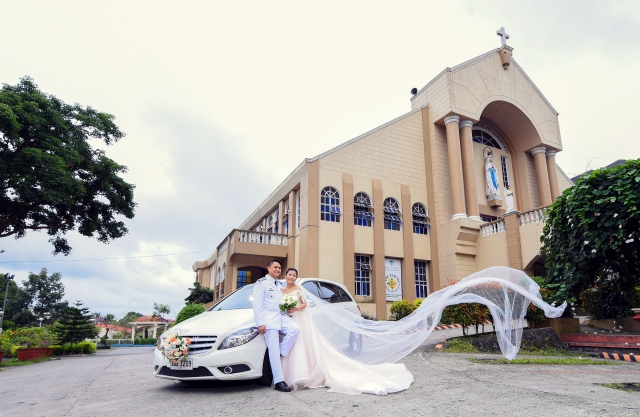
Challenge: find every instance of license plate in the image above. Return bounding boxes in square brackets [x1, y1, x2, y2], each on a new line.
[169, 359, 193, 370]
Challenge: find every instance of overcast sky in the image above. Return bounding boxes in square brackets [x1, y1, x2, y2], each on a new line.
[1, 1, 639, 318]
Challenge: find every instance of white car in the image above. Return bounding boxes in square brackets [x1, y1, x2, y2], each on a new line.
[153, 278, 362, 383]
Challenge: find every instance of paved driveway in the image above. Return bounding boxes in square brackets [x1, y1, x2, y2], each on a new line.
[1, 343, 639, 417]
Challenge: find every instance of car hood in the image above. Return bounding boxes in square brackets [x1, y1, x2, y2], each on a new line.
[169, 309, 255, 335]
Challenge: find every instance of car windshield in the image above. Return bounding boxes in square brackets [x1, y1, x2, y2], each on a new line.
[209, 284, 255, 311]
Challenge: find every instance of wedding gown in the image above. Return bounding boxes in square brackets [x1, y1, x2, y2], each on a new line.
[280, 289, 414, 395]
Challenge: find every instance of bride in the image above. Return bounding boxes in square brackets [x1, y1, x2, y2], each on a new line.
[279, 268, 413, 395]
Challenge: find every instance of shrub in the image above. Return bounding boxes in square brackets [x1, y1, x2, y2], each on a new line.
[134, 338, 157, 345]
[580, 284, 640, 320]
[525, 276, 556, 324]
[390, 300, 415, 320]
[78, 341, 97, 354]
[175, 304, 206, 324]
[441, 303, 491, 336]
[50, 345, 63, 356]
[414, 299, 424, 309]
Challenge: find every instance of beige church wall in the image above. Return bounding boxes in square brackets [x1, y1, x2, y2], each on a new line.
[354, 226, 374, 255]
[201, 266, 212, 289]
[318, 168, 345, 282]
[357, 302, 393, 321]
[557, 166, 574, 193]
[448, 52, 562, 150]
[318, 110, 426, 190]
[435, 219, 478, 285]
[413, 234, 431, 261]
[520, 221, 545, 270]
[384, 229, 404, 258]
[524, 153, 541, 208]
[475, 232, 509, 271]
[423, 72, 452, 124]
[427, 122, 454, 222]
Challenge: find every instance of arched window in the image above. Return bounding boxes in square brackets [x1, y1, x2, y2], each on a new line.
[354, 192, 373, 227]
[471, 123, 509, 152]
[296, 192, 301, 228]
[320, 187, 341, 222]
[283, 200, 290, 235]
[222, 263, 226, 283]
[217, 267, 221, 285]
[383, 197, 401, 231]
[412, 203, 430, 235]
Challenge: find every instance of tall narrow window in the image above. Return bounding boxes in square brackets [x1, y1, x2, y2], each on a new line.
[283, 200, 289, 235]
[296, 192, 301, 229]
[500, 155, 510, 189]
[320, 187, 341, 222]
[383, 197, 402, 231]
[354, 192, 373, 227]
[355, 255, 372, 296]
[412, 203, 430, 235]
[414, 261, 428, 298]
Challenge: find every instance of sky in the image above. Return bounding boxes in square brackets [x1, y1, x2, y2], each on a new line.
[1, 1, 639, 319]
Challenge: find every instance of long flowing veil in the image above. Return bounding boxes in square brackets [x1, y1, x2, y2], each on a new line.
[301, 266, 566, 362]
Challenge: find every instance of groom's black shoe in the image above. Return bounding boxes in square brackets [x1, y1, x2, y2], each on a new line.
[274, 381, 292, 392]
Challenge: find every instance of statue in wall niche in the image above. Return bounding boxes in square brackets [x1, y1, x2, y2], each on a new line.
[505, 186, 515, 214]
[484, 148, 502, 203]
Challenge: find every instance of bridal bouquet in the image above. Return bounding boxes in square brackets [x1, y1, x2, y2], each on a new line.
[280, 294, 298, 313]
[159, 332, 191, 363]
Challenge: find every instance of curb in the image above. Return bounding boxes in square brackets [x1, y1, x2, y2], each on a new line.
[599, 352, 639, 362]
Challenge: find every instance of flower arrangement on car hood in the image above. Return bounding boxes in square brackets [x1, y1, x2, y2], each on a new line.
[159, 332, 191, 363]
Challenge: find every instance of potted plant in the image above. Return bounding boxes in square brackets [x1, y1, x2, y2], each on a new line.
[14, 327, 60, 361]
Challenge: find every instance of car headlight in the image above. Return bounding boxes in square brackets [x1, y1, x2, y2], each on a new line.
[218, 327, 259, 350]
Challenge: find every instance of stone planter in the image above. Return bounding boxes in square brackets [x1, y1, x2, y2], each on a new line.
[17, 347, 53, 361]
[532, 317, 580, 335]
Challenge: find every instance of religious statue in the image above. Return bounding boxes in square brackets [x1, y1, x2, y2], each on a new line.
[505, 186, 515, 214]
[484, 148, 501, 203]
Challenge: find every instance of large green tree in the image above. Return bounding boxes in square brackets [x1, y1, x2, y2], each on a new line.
[22, 268, 68, 324]
[0, 278, 32, 328]
[57, 301, 99, 344]
[0, 77, 136, 255]
[541, 159, 640, 318]
[184, 282, 214, 305]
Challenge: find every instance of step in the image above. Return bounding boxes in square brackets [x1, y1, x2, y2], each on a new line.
[565, 341, 640, 349]
[560, 334, 640, 344]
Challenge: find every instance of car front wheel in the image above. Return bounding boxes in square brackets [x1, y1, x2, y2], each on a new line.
[255, 350, 273, 386]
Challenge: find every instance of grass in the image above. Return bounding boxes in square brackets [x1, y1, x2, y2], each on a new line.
[0, 357, 53, 368]
[596, 383, 640, 393]
[470, 357, 621, 365]
[442, 339, 478, 353]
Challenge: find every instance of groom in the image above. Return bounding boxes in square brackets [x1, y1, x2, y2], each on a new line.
[252, 259, 300, 392]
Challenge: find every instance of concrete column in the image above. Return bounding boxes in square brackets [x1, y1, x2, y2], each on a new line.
[131, 325, 136, 342]
[152, 323, 158, 339]
[503, 212, 523, 270]
[287, 190, 297, 269]
[400, 185, 415, 302]
[342, 174, 355, 296]
[277, 200, 285, 235]
[458, 120, 481, 221]
[444, 115, 467, 220]
[531, 147, 552, 207]
[546, 150, 560, 202]
[371, 179, 387, 319]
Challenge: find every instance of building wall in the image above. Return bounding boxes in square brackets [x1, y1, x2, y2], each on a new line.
[318, 168, 345, 281]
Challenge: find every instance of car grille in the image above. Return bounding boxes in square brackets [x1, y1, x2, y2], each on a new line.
[185, 335, 217, 355]
[158, 366, 213, 378]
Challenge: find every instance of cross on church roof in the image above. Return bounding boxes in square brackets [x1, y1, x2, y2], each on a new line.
[496, 27, 509, 46]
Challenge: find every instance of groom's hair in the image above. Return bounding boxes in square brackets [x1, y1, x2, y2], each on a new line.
[267, 259, 281, 267]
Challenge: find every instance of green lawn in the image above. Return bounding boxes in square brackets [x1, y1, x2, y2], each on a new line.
[0, 357, 54, 368]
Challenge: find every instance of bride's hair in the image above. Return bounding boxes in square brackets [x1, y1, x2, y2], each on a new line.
[285, 268, 298, 277]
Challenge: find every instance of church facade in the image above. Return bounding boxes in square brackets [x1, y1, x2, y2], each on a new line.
[192, 45, 574, 318]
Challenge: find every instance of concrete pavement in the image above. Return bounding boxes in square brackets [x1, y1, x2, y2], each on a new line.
[1, 340, 640, 417]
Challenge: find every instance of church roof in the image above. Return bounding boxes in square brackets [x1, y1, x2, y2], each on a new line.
[410, 47, 559, 116]
[571, 159, 628, 182]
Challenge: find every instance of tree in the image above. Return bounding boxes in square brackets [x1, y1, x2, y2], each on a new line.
[542, 159, 640, 318]
[92, 312, 116, 339]
[57, 301, 99, 344]
[175, 304, 205, 324]
[151, 303, 171, 319]
[0, 278, 32, 328]
[117, 311, 142, 330]
[21, 268, 68, 324]
[184, 282, 214, 305]
[0, 77, 136, 255]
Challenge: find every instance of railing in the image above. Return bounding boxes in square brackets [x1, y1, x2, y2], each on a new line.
[519, 207, 548, 226]
[237, 229, 288, 246]
[481, 219, 506, 236]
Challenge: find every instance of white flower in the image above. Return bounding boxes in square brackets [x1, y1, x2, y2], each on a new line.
[584, 241, 589, 245]
[591, 249, 597, 253]
[595, 213, 601, 216]
[613, 213, 618, 218]
[551, 302, 556, 307]
[620, 225, 623, 229]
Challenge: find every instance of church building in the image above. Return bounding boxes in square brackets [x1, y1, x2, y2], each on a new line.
[192, 34, 574, 318]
